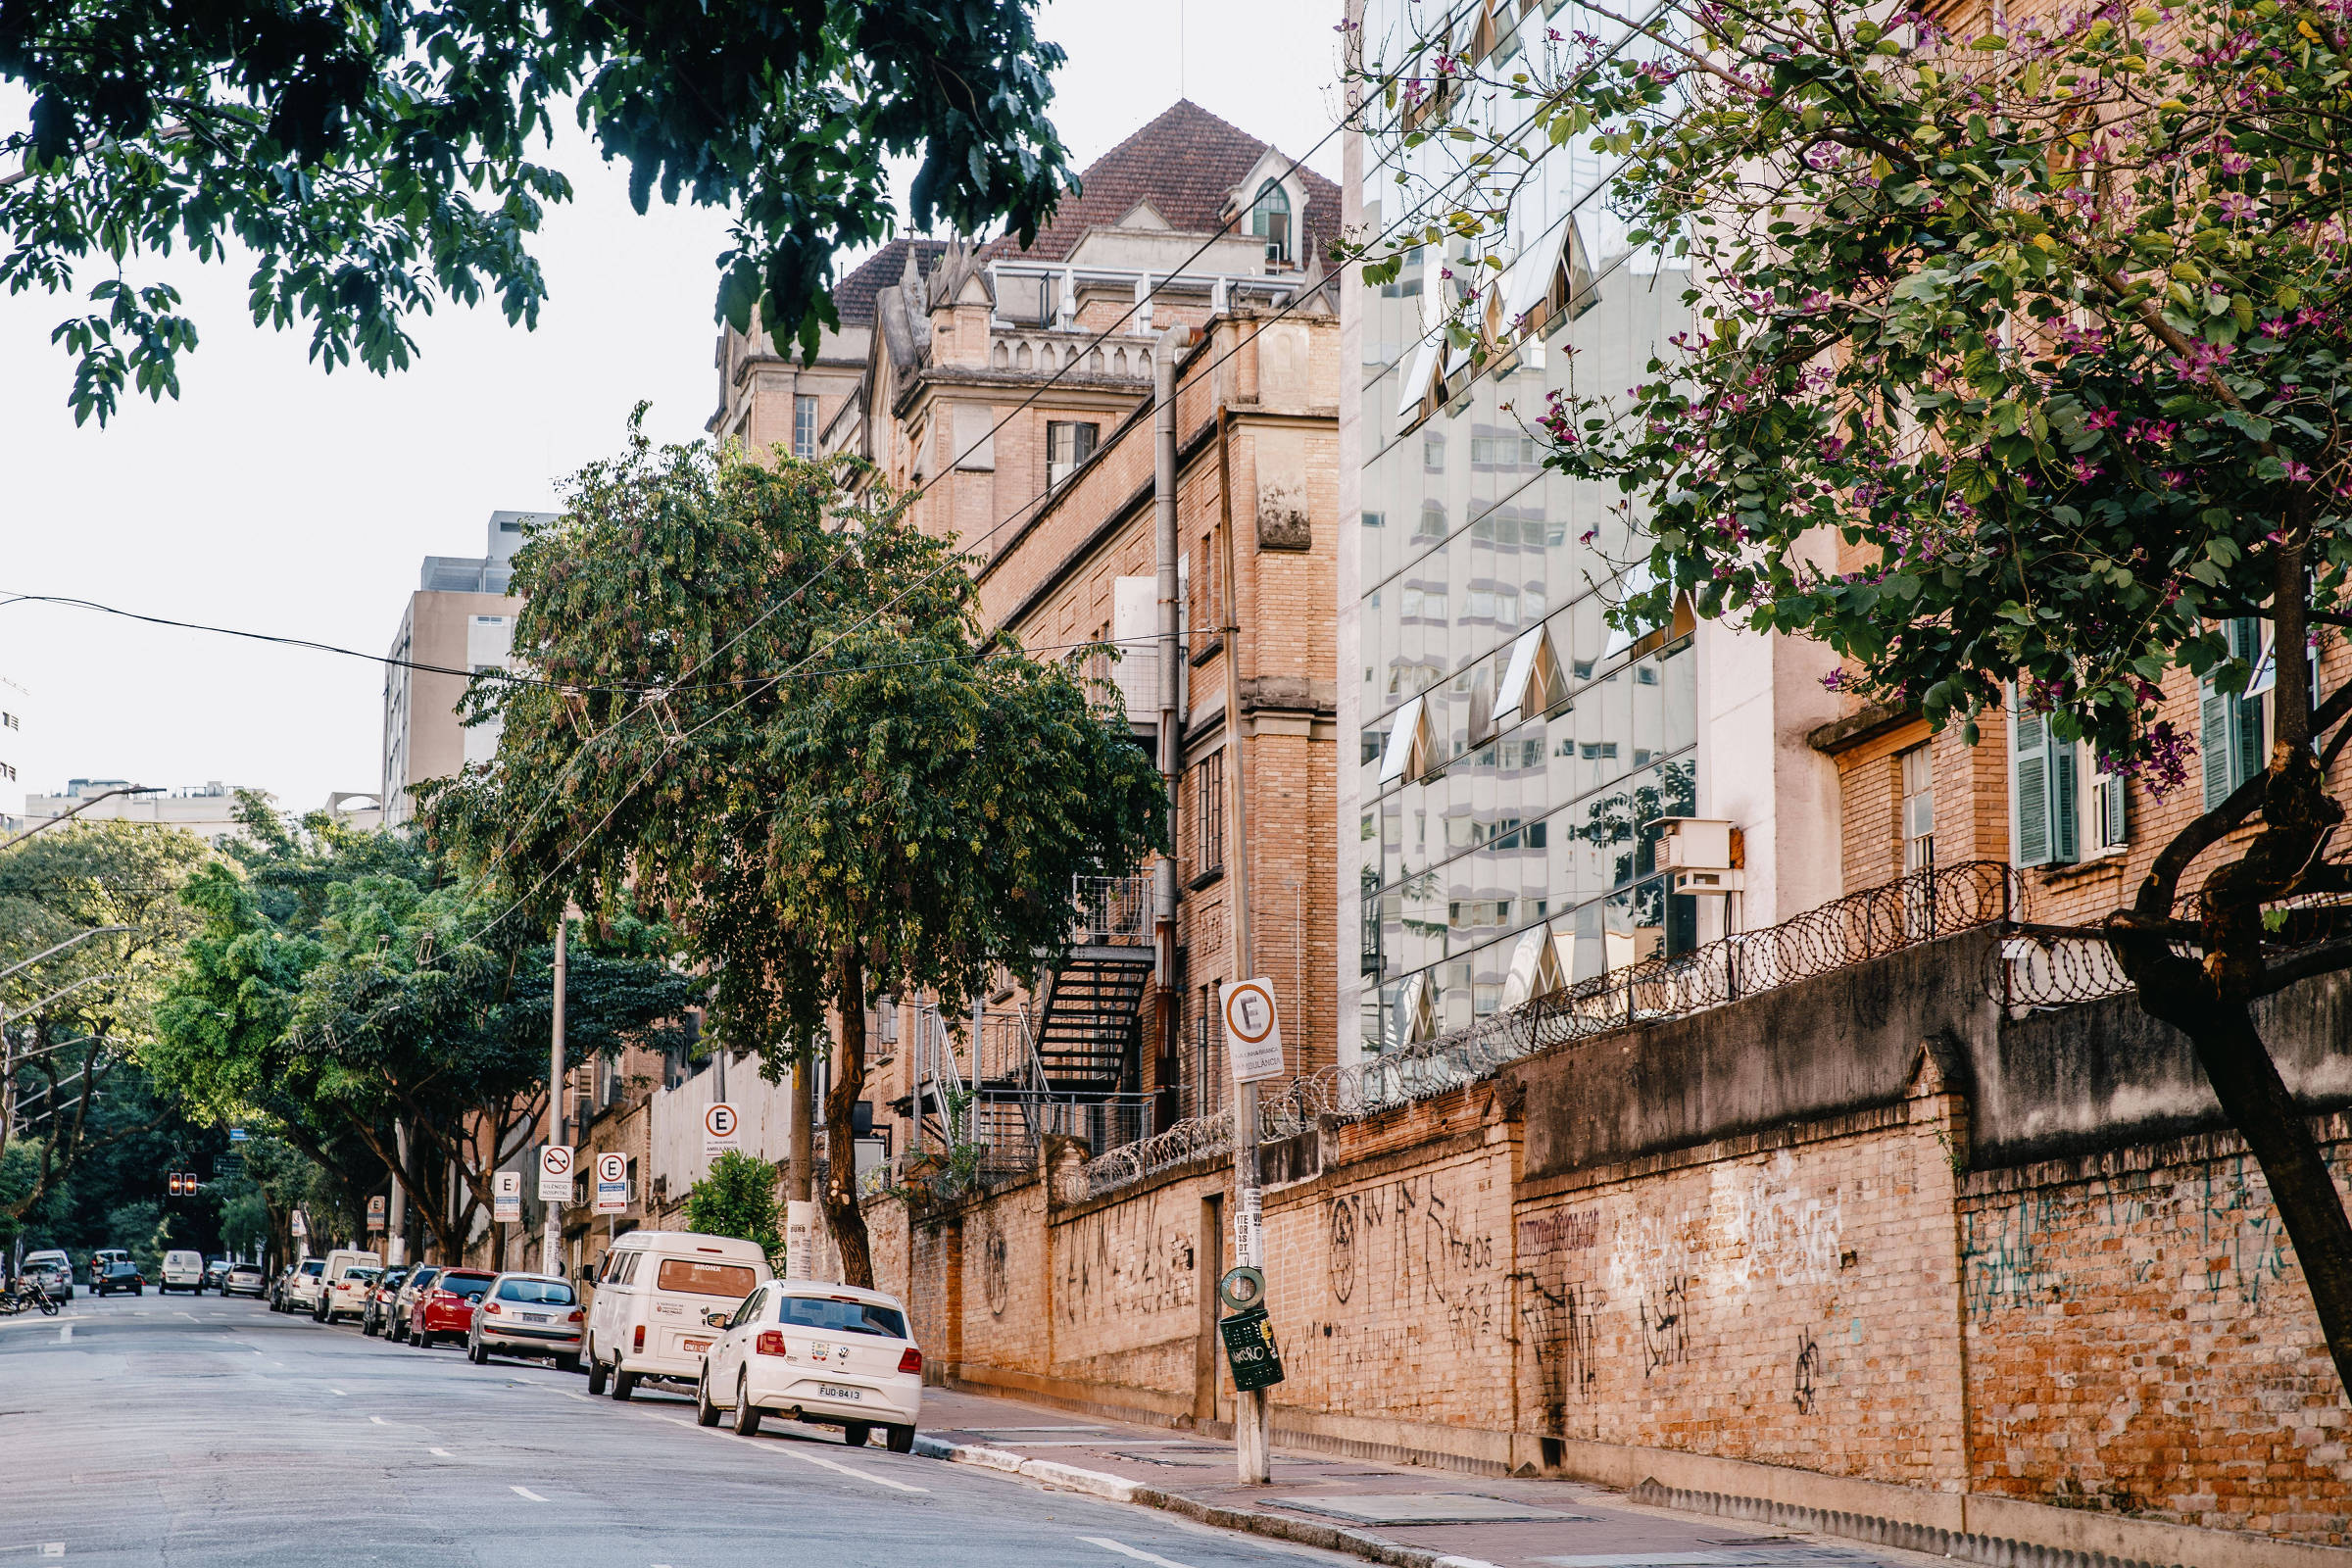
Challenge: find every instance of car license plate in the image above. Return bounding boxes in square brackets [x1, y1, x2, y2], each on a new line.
[523, 1311, 550, 1323]
[683, 1337, 711, 1354]
[817, 1384, 862, 1401]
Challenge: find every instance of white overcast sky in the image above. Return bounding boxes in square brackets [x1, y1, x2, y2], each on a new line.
[0, 0, 1347, 819]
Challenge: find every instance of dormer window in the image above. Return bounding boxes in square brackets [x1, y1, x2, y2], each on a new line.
[1250, 179, 1293, 266]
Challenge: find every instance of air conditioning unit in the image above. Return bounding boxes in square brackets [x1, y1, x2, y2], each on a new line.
[1656, 817, 1743, 896]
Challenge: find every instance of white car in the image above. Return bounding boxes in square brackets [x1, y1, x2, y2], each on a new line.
[584, 1231, 768, 1400]
[159, 1250, 206, 1294]
[694, 1280, 922, 1451]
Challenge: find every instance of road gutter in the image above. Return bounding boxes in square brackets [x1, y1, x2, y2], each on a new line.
[908, 1438, 1502, 1568]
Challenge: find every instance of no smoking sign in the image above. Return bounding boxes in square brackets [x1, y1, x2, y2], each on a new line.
[1220, 978, 1286, 1083]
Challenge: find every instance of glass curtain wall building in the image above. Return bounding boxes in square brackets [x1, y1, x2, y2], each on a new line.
[1339, 0, 1826, 1058]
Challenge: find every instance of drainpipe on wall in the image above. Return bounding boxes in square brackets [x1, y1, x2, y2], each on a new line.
[1153, 324, 1198, 1128]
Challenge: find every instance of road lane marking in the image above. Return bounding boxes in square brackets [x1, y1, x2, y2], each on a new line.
[511, 1486, 548, 1502]
[781, 1447, 927, 1492]
[1081, 1540, 1198, 1568]
[559, 1392, 595, 1403]
[369, 1416, 390, 1426]
[57, 1325, 71, 1343]
[329, 1389, 348, 1396]
[429, 1448, 453, 1457]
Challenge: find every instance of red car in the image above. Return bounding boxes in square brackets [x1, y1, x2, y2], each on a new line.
[408, 1268, 494, 1348]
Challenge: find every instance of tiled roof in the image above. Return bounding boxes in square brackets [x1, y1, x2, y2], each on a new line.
[837, 239, 952, 325]
[987, 99, 1343, 265]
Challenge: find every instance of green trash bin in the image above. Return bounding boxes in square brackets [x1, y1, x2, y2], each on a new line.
[1218, 1303, 1286, 1393]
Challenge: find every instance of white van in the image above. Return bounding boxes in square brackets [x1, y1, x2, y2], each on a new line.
[583, 1231, 769, 1399]
[159, 1250, 206, 1294]
[313, 1248, 382, 1323]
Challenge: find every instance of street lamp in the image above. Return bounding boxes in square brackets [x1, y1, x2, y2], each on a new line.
[0, 786, 162, 852]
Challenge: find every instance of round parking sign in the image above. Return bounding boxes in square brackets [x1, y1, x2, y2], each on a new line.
[596, 1152, 627, 1184]
[705, 1103, 738, 1140]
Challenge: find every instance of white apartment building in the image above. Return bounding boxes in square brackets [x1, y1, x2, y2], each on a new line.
[380, 510, 551, 827]
[0, 673, 30, 837]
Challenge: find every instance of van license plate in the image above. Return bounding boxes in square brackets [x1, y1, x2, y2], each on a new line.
[683, 1338, 710, 1354]
[818, 1384, 862, 1401]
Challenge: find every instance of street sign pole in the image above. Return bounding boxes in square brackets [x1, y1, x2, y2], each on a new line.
[543, 906, 568, 1277]
[1216, 420, 1272, 1486]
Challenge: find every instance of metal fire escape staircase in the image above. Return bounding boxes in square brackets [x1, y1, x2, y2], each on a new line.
[906, 874, 1156, 1167]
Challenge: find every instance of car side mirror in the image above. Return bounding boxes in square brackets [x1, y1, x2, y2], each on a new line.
[703, 1309, 730, 1328]
[577, 1267, 598, 1288]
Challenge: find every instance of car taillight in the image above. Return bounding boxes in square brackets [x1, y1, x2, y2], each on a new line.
[633, 1325, 645, 1352]
[566, 1308, 583, 1322]
[755, 1330, 787, 1357]
[485, 1301, 504, 1315]
[898, 1348, 923, 1375]
[430, 1290, 454, 1302]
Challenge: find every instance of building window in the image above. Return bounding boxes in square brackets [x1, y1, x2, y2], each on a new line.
[1250, 179, 1293, 264]
[1048, 420, 1099, 486]
[2, 711, 17, 729]
[1192, 750, 1226, 880]
[793, 395, 819, 459]
[1899, 743, 1935, 873]
[2011, 690, 2080, 868]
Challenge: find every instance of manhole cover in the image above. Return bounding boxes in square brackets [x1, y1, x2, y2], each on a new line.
[1278, 1494, 1592, 1524]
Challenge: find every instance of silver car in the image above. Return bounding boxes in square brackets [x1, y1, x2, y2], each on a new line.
[466, 1273, 583, 1373]
[386, 1264, 440, 1343]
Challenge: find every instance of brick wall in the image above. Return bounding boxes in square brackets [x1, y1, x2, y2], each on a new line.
[1962, 1122, 2352, 1543]
[863, 968, 2352, 1560]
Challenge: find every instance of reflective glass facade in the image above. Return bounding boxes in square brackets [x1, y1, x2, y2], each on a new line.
[1344, 0, 1697, 1054]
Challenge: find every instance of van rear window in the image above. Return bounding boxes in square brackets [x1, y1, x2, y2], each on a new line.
[656, 1259, 757, 1298]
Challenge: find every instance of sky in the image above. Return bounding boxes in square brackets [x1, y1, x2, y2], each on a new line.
[0, 0, 1348, 820]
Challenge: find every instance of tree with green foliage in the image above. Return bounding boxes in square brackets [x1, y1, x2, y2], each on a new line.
[1355, 0, 2352, 1387]
[430, 425, 1165, 1286]
[0, 0, 1077, 422]
[684, 1150, 784, 1268]
[1, 819, 210, 1231]
[150, 799, 700, 1262]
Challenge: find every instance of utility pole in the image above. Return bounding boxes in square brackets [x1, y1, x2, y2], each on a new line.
[786, 1050, 814, 1280]
[389, 1119, 409, 1267]
[542, 908, 567, 1277]
[1216, 403, 1271, 1483]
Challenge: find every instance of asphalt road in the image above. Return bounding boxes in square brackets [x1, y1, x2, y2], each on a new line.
[0, 1289, 1356, 1568]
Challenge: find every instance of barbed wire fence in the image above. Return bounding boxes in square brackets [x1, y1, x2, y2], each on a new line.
[1068, 860, 2023, 1201]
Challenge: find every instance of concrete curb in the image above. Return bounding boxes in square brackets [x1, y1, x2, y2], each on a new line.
[909, 1438, 1501, 1568]
[1629, 1481, 2179, 1568]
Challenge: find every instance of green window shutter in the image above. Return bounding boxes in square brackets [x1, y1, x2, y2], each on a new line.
[2013, 692, 2051, 866]
[2230, 617, 2266, 787]
[2098, 771, 2129, 850]
[2201, 677, 2232, 809]
[2051, 739, 2080, 864]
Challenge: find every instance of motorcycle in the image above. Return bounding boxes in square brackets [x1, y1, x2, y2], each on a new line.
[0, 1279, 61, 1317]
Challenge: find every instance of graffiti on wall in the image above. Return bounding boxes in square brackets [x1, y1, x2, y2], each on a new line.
[1734, 1151, 1844, 1288]
[1519, 1277, 1600, 1430]
[1309, 1169, 1506, 1385]
[1058, 1190, 1195, 1325]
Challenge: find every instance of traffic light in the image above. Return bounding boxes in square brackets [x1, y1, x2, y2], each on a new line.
[167, 1171, 197, 1197]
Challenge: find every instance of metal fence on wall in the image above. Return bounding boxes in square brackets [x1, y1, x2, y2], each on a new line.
[1068, 860, 2023, 1200]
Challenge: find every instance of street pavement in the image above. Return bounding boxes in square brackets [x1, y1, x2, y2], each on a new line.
[0, 1290, 1365, 1567]
[913, 1389, 1926, 1568]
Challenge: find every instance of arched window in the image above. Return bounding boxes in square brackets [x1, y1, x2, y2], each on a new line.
[1250, 179, 1293, 264]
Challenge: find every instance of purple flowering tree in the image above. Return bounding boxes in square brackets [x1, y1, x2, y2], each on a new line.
[1355, 0, 2352, 1383]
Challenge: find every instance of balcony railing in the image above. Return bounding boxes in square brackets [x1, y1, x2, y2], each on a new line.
[1072, 874, 1153, 947]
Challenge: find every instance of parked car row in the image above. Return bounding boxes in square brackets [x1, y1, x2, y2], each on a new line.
[10, 1250, 280, 1301]
[252, 1228, 923, 1451]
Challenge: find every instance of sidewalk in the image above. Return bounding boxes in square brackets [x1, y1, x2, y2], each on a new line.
[911, 1386, 1926, 1568]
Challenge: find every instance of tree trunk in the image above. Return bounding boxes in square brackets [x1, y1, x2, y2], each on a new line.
[825, 949, 875, 1289]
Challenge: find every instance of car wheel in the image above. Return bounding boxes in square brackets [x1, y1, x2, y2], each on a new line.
[586, 1354, 608, 1396]
[556, 1352, 581, 1375]
[695, 1366, 721, 1428]
[731, 1375, 760, 1437]
[886, 1424, 915, 1454]
[468, 1336, 488, 1365]
[842, 1422, 871, 1448]
[391, 1319, 408, 1344]
[612, 1367, 637, 1401]
[414, 1329, 432, 1349]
